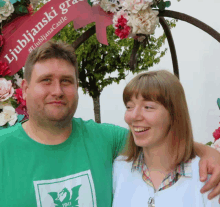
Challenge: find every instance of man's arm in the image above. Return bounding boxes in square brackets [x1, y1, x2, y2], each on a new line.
[194, 142, 220, 203]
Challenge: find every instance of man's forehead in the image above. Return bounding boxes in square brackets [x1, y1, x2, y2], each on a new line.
[32, 59, 76, 75]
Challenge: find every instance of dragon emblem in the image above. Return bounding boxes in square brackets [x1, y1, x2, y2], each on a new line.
[48, 185, 81, 207]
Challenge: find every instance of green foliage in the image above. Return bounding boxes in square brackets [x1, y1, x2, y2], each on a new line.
[206, 141, 213, 146]
[53, 21, 170, 98]
[9, 97, 19, 109]
[157, 0, 171, 11]
[87, 0, 93, 6]
[14, 4, 28, 14]
[0, 0, 6, 7]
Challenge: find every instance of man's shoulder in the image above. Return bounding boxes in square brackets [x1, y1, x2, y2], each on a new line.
[73, 117, 128, 133]
[0, 123, 22, 145]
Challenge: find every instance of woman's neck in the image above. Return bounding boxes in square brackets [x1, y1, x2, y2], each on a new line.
[143, 142, 175, 173]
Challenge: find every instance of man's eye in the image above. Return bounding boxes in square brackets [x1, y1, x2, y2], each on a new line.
[145, 106, 151, 109]
[42, 79, 51, 82]
[62, 79, 71, 83]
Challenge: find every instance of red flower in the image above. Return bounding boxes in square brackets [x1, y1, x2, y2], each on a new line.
[213, 127, 220, 141]
[0, 35, 4, 47]
[14, 88, 28, 120]
[0, 61, 11, 76]
[13, 88, 26, 106]
[27, 4, 34, 14]
[115, 15, 131, 39]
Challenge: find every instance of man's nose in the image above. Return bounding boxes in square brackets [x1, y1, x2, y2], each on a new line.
[51, 81, 64, 97]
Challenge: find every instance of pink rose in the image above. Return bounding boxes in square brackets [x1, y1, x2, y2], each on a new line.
[0, 78, 14, 102]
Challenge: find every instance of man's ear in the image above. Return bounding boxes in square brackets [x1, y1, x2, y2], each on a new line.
[21, 79, 28, 100]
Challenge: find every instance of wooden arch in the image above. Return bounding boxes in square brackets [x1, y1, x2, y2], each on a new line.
[72, 10, 220, 79]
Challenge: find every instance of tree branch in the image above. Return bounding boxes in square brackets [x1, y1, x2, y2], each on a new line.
[72, 25, 96, 50]
[129, 39, 141, 71]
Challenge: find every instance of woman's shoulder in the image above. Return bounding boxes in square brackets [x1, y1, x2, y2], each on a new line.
[113, 155, 133, 170]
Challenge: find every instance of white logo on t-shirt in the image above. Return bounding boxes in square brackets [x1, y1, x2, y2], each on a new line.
[34, 170, 97, 207]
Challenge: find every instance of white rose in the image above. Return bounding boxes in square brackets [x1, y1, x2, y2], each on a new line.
[100, 0, 119, 13]
[0, 0, 14, 23]
[127, 7, 159, 35]
[0, 112, 7, 126]
[122, 0, 152, 13]
[0, 105, 18, 126]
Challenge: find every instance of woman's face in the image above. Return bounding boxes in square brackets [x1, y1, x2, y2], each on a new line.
[124, 94, 172, 149]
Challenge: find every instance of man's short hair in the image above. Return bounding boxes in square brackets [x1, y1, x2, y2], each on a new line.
[24, 40, 78, 82]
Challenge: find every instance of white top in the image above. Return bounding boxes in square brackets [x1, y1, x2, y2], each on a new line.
[113, 156, 219, 207]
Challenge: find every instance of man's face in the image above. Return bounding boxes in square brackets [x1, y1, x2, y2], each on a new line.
[22, 58, 78, 125]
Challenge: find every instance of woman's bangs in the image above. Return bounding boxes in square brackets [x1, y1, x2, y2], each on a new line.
[123, 74, 164, 104]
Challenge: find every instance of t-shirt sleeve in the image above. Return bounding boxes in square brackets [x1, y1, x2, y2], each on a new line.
[111, 126, 129, 160]
[100, 123, 129, 160]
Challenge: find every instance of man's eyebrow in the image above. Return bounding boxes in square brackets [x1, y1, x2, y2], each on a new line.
[37, 74, 53, 80]
[61, 75, 74, 79]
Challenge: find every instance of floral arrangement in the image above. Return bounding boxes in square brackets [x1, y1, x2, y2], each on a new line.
[206, 98, 220, 152]
[88, 0, 171, 40]
[0, 0, 33, 129]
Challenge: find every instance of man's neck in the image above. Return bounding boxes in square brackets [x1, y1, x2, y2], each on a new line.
[22, 119, 72, 145]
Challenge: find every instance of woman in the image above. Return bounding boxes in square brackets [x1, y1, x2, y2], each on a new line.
[113, 70, 219, 207]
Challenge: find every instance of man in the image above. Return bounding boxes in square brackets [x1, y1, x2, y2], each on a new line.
[0, 40, 220, 206]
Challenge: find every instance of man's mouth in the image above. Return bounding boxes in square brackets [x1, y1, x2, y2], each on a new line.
[48, 101, 65, 105]
[133, 127, 150, 132]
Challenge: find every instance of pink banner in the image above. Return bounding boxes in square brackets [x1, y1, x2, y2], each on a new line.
[0, 0, 113, 75]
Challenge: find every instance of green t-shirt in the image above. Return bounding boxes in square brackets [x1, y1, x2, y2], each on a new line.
[0, 118, 128, 207]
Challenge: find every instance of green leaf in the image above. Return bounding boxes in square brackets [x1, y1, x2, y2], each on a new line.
[10, 98, 19, 109]
[217, 98, 220, 110]
[0, 1, 6, 7]
[15, 5, 28, 14]
[17, 114, 25, 122]
[4, 76, 13, 81]
[87, 0, 93, 6]
[18, 5, 28, 13]
[206, 141, 213, 146]
[157, 1, 165, 10]
[165, 1, 171, 8]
